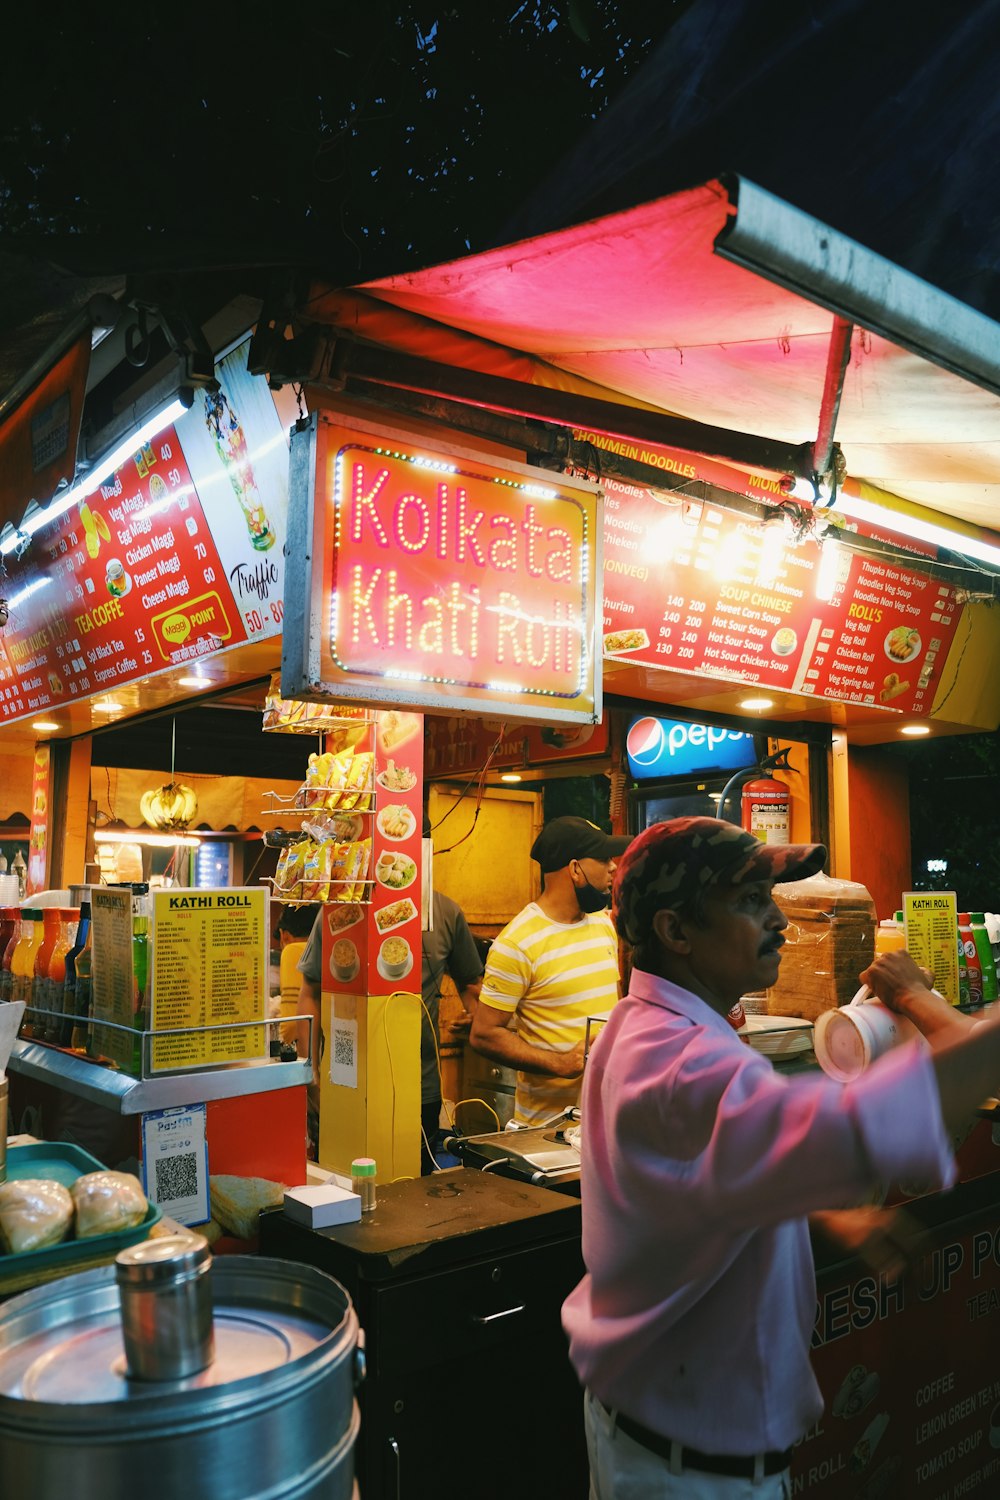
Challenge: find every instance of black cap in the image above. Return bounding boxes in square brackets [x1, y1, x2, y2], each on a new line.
[530, 816, 631, 874]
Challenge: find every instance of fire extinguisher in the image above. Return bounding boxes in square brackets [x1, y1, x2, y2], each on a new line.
[741, 776, 790, 845]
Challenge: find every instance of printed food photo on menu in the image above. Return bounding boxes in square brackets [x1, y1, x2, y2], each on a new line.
[376, 759, 417, 792]
[378, 936, 412, 980]
[374, 897, 418, 934]
[376, 804, 416, 841]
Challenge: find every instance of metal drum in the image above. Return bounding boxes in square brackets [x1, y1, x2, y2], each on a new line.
[0, 1254, 361, 1499]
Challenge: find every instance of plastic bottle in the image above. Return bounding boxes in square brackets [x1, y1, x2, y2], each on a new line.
[959, 912, 983, 1010]
[61, 899, 90, 1046]
[11, 851, 27, 900]
[14, 910, 44, 1035]
[31, 908, 60, 1039]
[131, 884, 151, 1076]
[957, 921, 971, 1008]
[72, 916, 94, 1054]
[0, 907, 18, 1001]
[971, 913, 998, 1004]
[43, 907, 78, 1042]
[875, 918, 907, 957]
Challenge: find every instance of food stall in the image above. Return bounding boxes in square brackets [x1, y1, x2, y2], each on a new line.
[3, 172, 1000, 1496]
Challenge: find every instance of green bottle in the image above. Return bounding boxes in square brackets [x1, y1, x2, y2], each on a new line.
[971, 914, 998, 1004]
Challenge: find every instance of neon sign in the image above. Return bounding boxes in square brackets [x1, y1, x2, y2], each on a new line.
[282, 412, 601, 723]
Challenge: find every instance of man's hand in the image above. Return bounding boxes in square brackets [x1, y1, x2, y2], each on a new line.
[551, 1040, 587, 1079]
[860, 951, 932, 1010]
[861, 951, 975, 1047]
[810, 1206, 929, 1283]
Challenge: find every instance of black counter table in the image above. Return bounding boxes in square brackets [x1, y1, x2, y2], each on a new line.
[259, 1169, 587, 1500]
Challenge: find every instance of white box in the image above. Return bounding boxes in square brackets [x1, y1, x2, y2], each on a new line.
[283, 1183, 362, 1228]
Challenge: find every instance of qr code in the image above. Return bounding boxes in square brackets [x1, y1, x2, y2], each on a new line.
[333, 1028, 355, 1068]
[154, 1152, 198, 1203]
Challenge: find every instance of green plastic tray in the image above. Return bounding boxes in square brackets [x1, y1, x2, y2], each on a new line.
[1, 1141, 161, 1274]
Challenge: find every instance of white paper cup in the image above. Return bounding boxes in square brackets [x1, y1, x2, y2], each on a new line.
[815, 987, 918, 1080]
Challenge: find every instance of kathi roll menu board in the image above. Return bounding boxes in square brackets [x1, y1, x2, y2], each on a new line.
[600, 475, 964, 717]
[150, 887, 268, 1072]
[0, 341, 291, 723]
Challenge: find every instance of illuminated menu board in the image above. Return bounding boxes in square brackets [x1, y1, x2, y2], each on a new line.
[0, 341, 291, 723]
[283, 410, 601, 724]
[600, 476, 964, 717]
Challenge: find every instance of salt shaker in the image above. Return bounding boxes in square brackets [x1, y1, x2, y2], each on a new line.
[351, 1157, 377, 1213]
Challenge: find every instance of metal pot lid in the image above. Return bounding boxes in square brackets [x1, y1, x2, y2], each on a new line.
[0, 1261, 344, 1408]
[116, 1232, 210, 1286]
[19, 1309, 303, 1404]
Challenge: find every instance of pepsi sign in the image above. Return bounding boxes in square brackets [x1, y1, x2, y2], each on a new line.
[626, 716, 757, 780]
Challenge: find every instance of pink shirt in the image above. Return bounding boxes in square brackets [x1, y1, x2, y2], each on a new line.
[562, 968, 956, 1454]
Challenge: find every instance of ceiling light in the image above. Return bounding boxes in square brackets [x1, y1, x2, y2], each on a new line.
[786, 478, 1000, 568]
[0, 392, 193, 557]
[92, 699, 123, 714]
[94, 830, 202, 848]
[739, 697, 774, 710]
[178, 676, 210, 689]
[500, 772, 523, 782]
[31, 720, 60, 732]
[900, 724, 931, 736]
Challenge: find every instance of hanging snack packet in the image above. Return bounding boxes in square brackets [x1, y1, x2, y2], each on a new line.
[280, 839, 313, 898]
[347, 752, 374, 812]
[344, 837, 372, 901]
[302, 841, 329, 902]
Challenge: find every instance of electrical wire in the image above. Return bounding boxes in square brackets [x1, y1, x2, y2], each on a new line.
[927, 607, 976, 716]
[432, 722, 509, 855]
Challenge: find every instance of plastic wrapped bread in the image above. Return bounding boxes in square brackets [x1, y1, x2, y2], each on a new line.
[71, 1170, 148, 1238]
[766, 872, 877, 1021]
[0, 1178, 74, 1254]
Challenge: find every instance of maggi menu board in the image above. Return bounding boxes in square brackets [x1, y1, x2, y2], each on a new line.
[0, 341, 291, 723]
[600, 474, 964, 717]
[150, 887, 268, 1072]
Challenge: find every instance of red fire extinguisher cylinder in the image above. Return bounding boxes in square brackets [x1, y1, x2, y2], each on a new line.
[741, 776, 790, 845]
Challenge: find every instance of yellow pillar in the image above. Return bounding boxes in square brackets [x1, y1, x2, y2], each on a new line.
[317, 989, 422, 1182]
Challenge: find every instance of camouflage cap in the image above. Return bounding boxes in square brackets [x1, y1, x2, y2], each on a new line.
[614, 816, 826, 947]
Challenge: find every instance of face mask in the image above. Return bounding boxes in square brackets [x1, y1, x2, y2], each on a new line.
[576, 879, 612, 914]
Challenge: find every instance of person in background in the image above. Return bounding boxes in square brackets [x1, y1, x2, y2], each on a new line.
[420, 876, 484, 1173]
[295, 913, 326, 1159]
[275, 903, 321, 1048]
[470, 815, 630, 1127]
[563, 816, 1000, 1499]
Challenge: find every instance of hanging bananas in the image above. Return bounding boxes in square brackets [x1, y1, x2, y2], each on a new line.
[139, 782, 198, 831]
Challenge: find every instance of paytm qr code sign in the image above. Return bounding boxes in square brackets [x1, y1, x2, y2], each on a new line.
[329, 1017, 358, 1089]
[141, 1103, 210, 1226]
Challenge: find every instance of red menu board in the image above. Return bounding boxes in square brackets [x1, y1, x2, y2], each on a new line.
[0, 341, 291, 724]
[600, 476, 964, 718]
[320, 709, 424, 999]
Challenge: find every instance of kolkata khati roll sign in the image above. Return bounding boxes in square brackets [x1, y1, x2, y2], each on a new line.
[288, 412, 601, 722]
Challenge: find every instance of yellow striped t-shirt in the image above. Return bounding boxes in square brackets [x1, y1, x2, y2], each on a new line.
[480, 904, 621, 1126]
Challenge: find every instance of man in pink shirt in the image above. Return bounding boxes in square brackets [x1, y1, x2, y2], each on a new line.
[563, 816, 1000, 1498]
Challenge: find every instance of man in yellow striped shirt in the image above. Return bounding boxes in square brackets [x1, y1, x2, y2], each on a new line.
[470, 816, 630, 1126]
